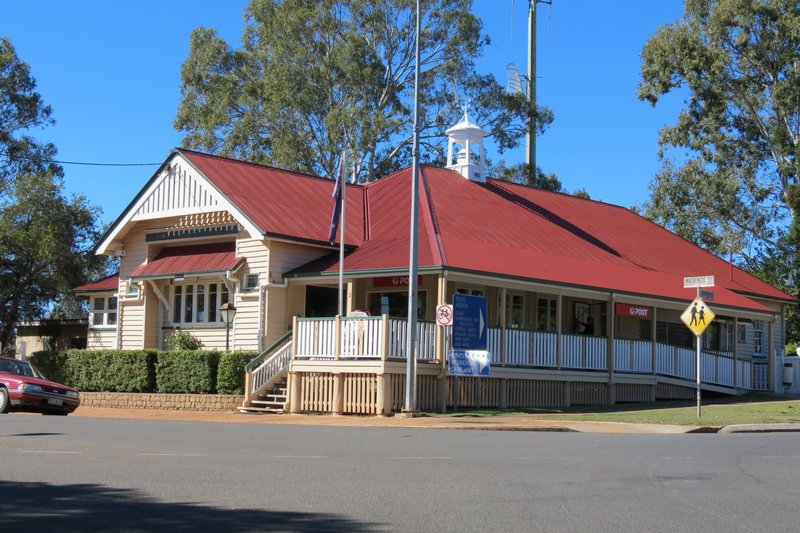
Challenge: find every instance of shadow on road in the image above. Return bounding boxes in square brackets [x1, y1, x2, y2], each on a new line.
[0, 480, 381, 532]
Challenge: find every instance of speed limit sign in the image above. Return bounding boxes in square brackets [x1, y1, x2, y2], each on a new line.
[436, 304, 454, 326]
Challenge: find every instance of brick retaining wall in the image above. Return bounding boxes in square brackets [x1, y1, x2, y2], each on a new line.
[80, 392, 244, 412]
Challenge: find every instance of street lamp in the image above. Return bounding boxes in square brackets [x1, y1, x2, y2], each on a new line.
[220, 302, 237, 352]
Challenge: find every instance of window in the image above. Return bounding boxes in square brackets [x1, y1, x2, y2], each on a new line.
[91, 296, 117, 327]
[243, 273, 259, 290]
[721, 323, 734, 352]
[172, 282, 229, 325]
[753, 321, 764, 355]
[367, 291, 427, 319]
[536, 298, 557, 332]
[455, 286, 484, 297]
[505, 293, 524, 329]
[738, 324, 746, 343]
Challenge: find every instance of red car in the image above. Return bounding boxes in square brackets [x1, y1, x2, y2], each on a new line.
[0, 356, 80, 415]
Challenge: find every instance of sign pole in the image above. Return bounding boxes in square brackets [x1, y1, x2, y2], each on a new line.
[683, 276, 716, 419]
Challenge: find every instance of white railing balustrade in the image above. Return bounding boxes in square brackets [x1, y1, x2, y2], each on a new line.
[251, 341, 293, 393]
[387, 319, 438, 360]
[292, 316, 757, 391]
[737, 359, 752, 389]
[341, 317, 383, 358]
[614, 339, 653, 373]
[295, 318, 335, 359]
[753, 361, 769, 390]
[701, 351, 734, 386]
[488, 328, 502, 363]
[561, 334, 607, 370]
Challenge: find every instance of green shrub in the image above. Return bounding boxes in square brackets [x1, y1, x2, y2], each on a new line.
[217, 351, 258, 395]
[165, 330, 204, 351]
[156, 350, 219, 393]
[29, 351, 69, 384]
[63, 349, 157, 392]
[786, 342, 799, 356]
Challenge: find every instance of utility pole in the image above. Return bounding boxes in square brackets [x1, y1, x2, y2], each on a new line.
[526, 1, 551, 178]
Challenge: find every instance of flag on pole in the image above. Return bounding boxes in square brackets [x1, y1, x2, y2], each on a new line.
[328, 151, 345, 244]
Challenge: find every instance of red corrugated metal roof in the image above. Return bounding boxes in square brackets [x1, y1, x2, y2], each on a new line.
[287, 165, 792, 312]
[130, 242, 243, 279]
[178, 149, 364, 246]
[73, 273, 119, 292]
[165, 150, 792, 312]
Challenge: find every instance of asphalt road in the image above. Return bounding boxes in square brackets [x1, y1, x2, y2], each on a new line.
[2, 414, 799, 532]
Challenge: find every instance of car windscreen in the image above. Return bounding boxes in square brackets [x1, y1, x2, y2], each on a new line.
[1, 359, 35, 377]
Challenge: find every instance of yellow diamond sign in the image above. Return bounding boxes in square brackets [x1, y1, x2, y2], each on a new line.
[681, 297, 715, 336]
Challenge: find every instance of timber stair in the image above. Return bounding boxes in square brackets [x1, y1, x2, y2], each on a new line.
[239, 376, 288, 414]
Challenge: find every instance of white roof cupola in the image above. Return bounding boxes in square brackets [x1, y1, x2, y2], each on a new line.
[445, 106, 487, 183]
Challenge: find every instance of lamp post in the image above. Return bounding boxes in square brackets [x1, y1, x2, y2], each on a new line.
[220, 302, 237, 352]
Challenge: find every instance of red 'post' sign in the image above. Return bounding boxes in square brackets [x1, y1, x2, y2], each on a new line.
[615, 303, 652, 319]
[373, 276, 422, 288]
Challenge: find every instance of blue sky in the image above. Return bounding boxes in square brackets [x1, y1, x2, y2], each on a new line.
[2, 1, 685, 226]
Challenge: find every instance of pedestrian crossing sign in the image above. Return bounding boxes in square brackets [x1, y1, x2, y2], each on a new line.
[681, 297, 715, 336]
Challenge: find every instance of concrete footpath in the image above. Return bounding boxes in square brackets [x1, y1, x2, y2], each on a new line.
[71, 407, 800, 434]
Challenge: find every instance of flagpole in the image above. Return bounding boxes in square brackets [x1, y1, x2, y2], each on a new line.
[338, 151, 346, 317]
[403, 0, 421, 414]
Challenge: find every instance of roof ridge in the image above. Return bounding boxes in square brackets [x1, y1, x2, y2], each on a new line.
[419, 166, 446, 266]
[176, 147, 367, 188]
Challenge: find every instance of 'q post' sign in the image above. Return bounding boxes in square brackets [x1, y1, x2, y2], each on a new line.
[449, 293, 490, 376]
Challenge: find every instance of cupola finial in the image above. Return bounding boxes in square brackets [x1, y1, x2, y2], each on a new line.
[445, 103, 487, 183]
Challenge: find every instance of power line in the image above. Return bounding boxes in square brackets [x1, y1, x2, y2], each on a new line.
[54, 160, 160, 167]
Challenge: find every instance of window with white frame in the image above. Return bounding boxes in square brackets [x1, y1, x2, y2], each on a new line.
[91, 296, 117, 327]
[537, 297, 557, 332]
[720, 322, 734, 352]
[172, 282, 229, 325]
[753, 320, 764, 354]
[505, 292, 525, 329]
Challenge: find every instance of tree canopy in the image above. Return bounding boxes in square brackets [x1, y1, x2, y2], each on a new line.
[0, 38, 106, 348]
[638, 0, 798, 273]
[639, 0, 798, 342]
[175, 0, 552, 182]
[0, 37, 61, 195]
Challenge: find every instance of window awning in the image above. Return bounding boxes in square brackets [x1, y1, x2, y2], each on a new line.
[130, 242, 243, 280]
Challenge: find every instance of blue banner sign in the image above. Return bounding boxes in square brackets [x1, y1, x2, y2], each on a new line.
[452, 293, 487, 350]
[448, 349, 491, 376]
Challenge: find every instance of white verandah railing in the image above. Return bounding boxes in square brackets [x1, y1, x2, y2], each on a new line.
[292, 316, 754, 389]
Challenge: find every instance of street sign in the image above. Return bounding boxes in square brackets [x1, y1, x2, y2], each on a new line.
[699, 289, 714, 301]
[684, 275, 715, 288]
[448, 349, 490, 376]
[452, 293, 487, 350]
[680, 297, 715, 336]
[436, 304, 453, 326]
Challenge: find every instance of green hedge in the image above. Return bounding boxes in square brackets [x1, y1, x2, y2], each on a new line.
[28, 349, 259, 395]
[156, 350, 219, 393]
[217, 351, 258, 395]
[29, 351, 69, 384]
[63, 349, 157, 392]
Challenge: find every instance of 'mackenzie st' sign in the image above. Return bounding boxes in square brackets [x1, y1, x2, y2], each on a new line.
[615, 303, 652, 319]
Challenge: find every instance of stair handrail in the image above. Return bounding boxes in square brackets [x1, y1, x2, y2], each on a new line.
[249, 340, 293, 396]
[245, 330, 293, 372]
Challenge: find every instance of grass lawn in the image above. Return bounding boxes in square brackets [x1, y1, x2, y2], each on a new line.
[437, 393, 800, 426]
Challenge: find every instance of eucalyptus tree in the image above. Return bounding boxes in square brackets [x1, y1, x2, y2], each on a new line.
[175, 0, 552, 182]
[0, 37, 60, 195]
[0, 38, 105, 347]
[638, 0, 798, 272]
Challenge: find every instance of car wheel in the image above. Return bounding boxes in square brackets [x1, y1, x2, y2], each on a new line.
[0, 388, 9, 414]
